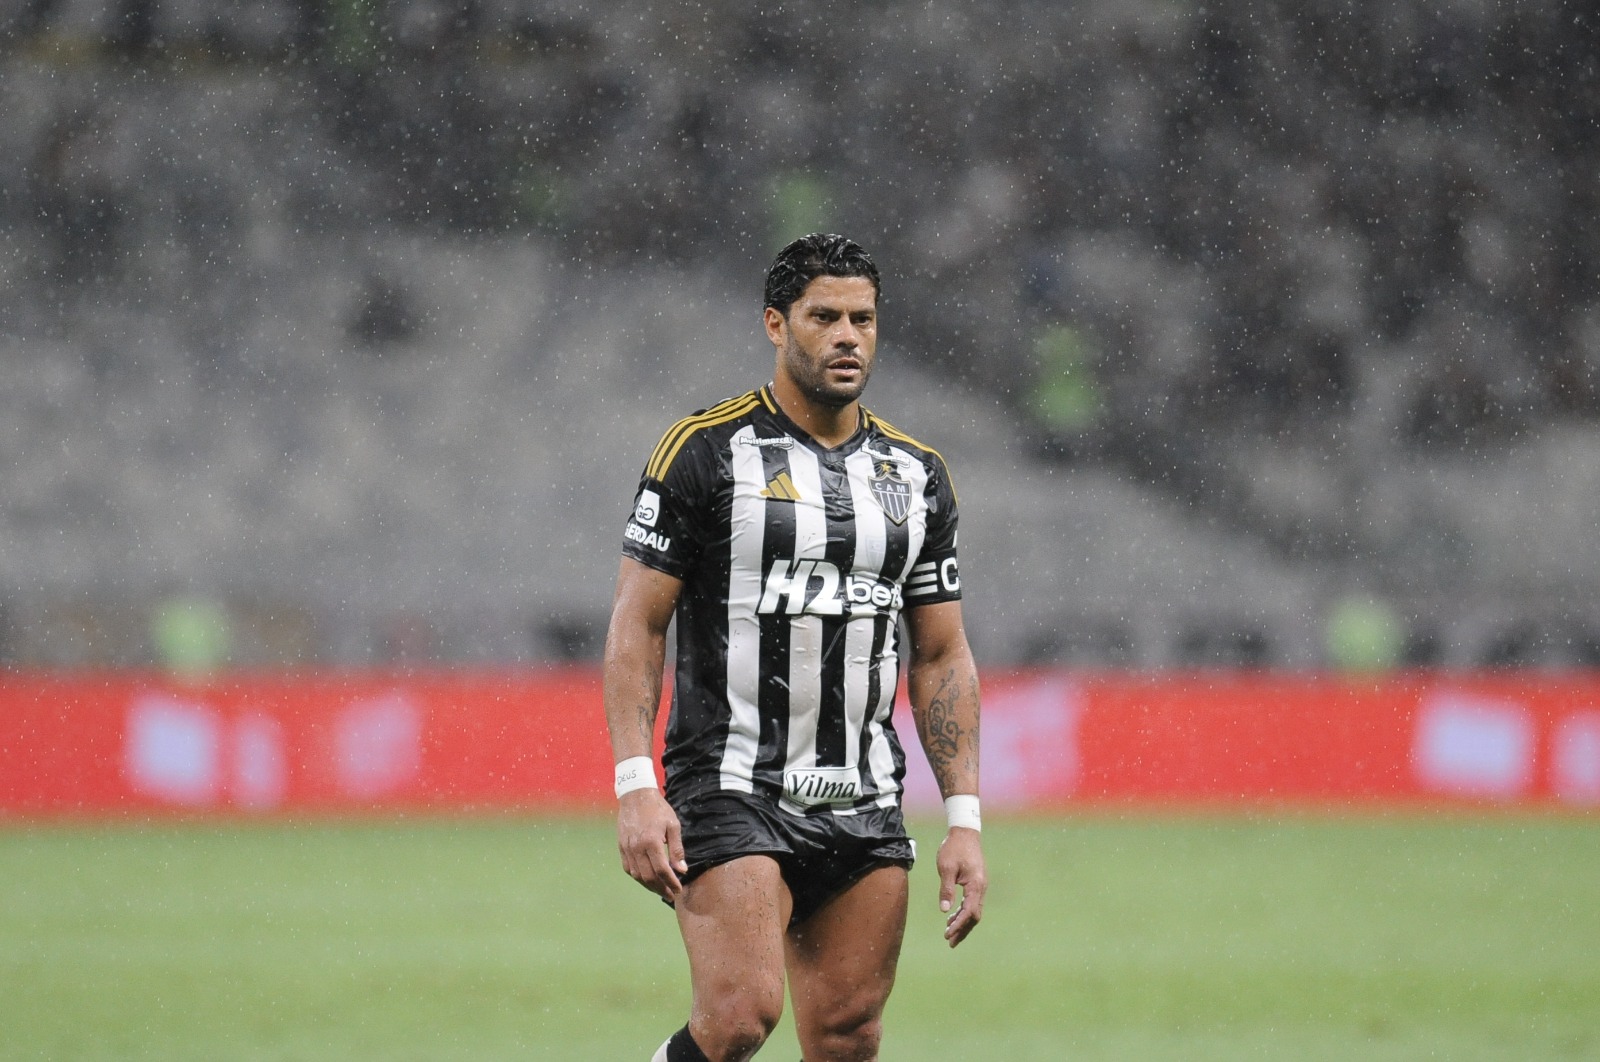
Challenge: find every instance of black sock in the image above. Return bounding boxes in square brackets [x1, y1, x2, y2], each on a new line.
[665, 1025, 711, 1062]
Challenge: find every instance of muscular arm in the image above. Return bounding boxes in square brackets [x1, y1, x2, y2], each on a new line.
[603, 557, 688, 901]
[905, 600, 981, 801]
[904, 599, 987, 946]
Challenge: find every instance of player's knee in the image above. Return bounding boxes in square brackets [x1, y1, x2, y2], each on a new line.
[806, 995, 885, 1061]
[808, 1023, 883, 1061]
[696, 990, 783, 1058]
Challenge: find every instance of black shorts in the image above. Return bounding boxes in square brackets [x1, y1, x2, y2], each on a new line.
[673, 791, 916, 927]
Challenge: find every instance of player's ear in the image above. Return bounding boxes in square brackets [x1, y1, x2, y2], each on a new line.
[763, 306, 787, 345]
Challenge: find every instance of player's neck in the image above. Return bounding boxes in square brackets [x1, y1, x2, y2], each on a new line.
[769, 377, 861, 449]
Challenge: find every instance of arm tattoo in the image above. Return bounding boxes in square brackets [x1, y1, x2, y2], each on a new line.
[631, 704, 655, 748]
[921, 667, 979, 793]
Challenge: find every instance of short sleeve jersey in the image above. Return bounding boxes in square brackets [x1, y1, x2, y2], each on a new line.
[621, 385, 962, 814]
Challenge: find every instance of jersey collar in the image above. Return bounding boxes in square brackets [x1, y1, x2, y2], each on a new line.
[758, 384, 867, 456]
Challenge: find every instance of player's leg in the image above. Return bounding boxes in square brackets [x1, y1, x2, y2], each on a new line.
[670, 855, 794, 1062]
[784, 864, 909, 1062]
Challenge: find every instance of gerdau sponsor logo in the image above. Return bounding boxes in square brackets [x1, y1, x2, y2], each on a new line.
[625, 521, 671, 552]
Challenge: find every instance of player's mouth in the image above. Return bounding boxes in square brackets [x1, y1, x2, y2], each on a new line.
[827, 355, 863, 379]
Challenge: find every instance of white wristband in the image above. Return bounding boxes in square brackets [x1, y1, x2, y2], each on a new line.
[614, 756, 658, 798]
[945, 794, 982, 832]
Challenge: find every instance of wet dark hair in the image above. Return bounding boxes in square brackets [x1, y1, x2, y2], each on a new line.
[762, 233, 881, 316]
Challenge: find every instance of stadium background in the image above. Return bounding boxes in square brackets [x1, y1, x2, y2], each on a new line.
[2, 2, 1598, 1058]
[5, 0, 1600, 674]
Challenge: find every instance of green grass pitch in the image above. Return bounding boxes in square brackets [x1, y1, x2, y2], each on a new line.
[2, 812, 1596, 1060]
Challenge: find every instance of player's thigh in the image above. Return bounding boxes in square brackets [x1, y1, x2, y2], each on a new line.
[784, 864, 909, 1028]
[677, 855, 794, 1012]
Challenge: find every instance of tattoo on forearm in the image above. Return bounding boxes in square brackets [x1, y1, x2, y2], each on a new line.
[920, 668, 979, 792]
[632, 705, 654, 747]
[923, 671, 960, 765]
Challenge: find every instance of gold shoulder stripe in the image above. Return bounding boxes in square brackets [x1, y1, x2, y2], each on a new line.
[646, 391, 761, 481]
[865, 410, 945, 463]
[866, 410, 959, 505]
[645, 391, 756, 478]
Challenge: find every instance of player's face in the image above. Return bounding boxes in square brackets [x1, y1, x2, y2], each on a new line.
[767, 275, 878, 409]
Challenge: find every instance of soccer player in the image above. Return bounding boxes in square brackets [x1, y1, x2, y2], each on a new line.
[604, 233, 986, 1062]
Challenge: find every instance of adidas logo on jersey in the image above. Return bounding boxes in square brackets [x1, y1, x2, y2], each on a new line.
[760, 471, 802, 501]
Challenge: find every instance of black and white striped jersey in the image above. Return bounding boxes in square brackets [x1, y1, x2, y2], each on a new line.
[621, 385, 963, 815]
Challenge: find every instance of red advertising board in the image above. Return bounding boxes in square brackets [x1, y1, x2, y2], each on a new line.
[1, 669, 1597, 818]
[895, 671, 1600, 810]
[0, 670, 614, 816]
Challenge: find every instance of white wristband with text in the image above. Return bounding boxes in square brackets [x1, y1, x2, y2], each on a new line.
[614, 756, 659, 798]
[944, 794, 982, 832]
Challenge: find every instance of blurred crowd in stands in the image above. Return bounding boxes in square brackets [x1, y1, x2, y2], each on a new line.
[2, 0, 1598, 670]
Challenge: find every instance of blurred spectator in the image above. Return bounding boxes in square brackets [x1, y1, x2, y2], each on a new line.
[350, 274, 423, 348]
[768, 170, 837, 251]
[30, 111, 128, 284]
[1026, 322, 1105, 462]
[150, 595, 232, 679]
[1324, 594, 1405, 672]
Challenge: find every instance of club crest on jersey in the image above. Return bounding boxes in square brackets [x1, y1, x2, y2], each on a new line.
[869, 459, 912, 525]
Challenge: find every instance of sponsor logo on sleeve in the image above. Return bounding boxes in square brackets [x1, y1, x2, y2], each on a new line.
[635, 489, 661, 527]
[625, 521, 671, 552]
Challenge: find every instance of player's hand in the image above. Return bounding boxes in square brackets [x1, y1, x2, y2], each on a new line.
[936, 826, 986, 947]
[616, 788, 688, 903]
